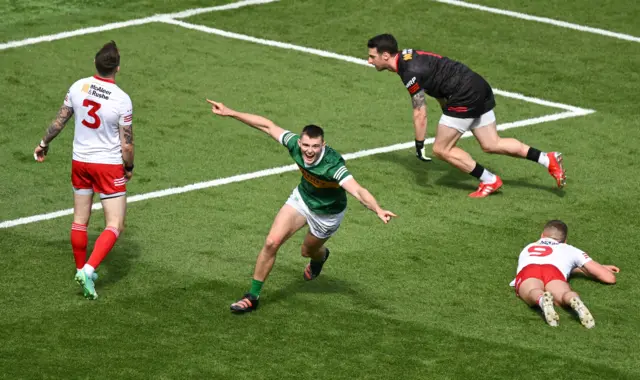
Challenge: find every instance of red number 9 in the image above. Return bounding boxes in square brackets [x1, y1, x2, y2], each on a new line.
[528, 245, 553, 257]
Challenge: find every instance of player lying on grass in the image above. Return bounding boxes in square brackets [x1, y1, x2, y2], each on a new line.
[34, 41, 134, 300]
[511, 220, 619, 328]
[205, 99, 396, 314]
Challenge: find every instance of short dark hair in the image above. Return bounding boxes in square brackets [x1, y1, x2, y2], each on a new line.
[543, 220, 568, 242]
[367, 34, 399, 55]
[95, 41, 120, 77]
[301, 124, 324, 140]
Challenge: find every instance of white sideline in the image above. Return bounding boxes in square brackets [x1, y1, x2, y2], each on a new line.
[0, 2, 597, 229]
[433, 0, 640, 43]
[160, 18, 595, 115]
[0, 0, 279, 51]
[2, 0, 637, 52]
[0, 110, 583, 229]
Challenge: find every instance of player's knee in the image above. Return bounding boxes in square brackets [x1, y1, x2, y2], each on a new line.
[432, 144, 447, 159]
[300, 244, 316, 258]
[264, 236, 283, 251]
[480, 141, 500, 154]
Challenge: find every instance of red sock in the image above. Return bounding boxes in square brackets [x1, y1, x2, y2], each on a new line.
[71, 223, 88, 270]
[86, 227, 120, 269]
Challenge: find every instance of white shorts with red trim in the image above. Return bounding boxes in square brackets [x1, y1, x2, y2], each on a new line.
[71, 160, 126, 199]
[439, 110, 496, 134]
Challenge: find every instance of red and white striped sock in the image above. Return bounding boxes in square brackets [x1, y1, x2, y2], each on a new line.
[71, 223, 88, 270]
[537, 294, 545, 309]
[86, 227, 120, 271]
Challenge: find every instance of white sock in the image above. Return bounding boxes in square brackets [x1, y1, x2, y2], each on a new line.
[537, 294, 545, 309]
[480, 169, 497, 184]
[538, 152, 550, 168]
[82, 264, 95, 277]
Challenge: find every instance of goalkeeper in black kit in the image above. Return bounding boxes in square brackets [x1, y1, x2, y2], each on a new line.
[367, 34, 566, 198]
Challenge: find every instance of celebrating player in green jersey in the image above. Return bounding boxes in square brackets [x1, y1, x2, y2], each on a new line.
[206, 99, 397, 314]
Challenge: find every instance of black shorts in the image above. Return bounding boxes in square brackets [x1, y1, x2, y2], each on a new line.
[443, 73, 496, 118]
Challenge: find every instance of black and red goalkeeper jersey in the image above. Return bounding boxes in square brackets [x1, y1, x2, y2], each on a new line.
[396, 48, 495, 118]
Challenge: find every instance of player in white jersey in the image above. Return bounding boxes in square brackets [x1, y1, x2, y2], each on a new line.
[33, 41, 134, 300]
[511, 220, 619, 328]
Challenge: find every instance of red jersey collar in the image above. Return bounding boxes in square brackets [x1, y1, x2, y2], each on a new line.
[393, 53, 400, 72]
[93, 75, 115, 84]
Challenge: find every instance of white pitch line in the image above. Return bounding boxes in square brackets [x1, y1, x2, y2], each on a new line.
[491, 89, 593, 114]
[160, 18, 369, 66]
[0, 17, 162, 51]
[0, 8, 595, 229]
[341, 110, 583, 159]
[168, 0, 277, 19]
[0, 110, 583, 229]
[433, 0, 640, 43]
[160, 18, 595, 115]
[0, 0, 279, 51]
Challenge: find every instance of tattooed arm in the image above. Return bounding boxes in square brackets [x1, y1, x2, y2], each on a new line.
[34, 105, 74, 162]
[44, 105, 74, 144]
[411, 90, 427, 141]
[411, 90, 431, 162]
[119, 123, 135, 174]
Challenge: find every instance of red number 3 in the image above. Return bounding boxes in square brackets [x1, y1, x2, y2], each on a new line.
[82, 99, 102, 129]
[528, 245, 554, 257]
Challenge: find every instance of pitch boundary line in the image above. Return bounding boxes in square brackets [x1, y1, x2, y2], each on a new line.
[2, 0, 637, 51]
[0, 6, 597, 229]
[162, 18, 595, 116]
[0, 0, 280, 51]
[433, 0, 640, 43]
[0, 109, 586, 229]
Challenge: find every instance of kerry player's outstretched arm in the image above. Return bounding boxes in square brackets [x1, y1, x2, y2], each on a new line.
[341, 177, 397, 224]
[206, 99, 285, 142]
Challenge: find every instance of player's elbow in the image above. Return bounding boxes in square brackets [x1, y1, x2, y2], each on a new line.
[263, 121, 278, 132]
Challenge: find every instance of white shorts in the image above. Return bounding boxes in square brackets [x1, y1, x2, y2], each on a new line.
[439, 110, 496, 134]
[285, 187, 345, 239]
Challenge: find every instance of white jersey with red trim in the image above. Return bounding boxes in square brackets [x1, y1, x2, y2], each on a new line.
[64, 75, 132, 165]
[515, 238, 592, 280]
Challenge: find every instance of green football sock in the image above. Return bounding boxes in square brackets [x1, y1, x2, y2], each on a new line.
[249, 279, 264, 298]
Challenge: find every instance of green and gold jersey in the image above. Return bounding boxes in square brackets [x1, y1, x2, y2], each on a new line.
[280, 131, 352, 214]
